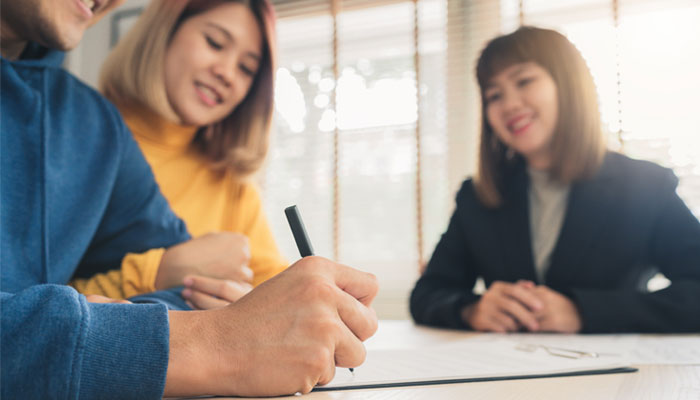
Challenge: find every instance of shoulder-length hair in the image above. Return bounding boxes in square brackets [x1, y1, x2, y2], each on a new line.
[474, 26, 605, 208]
[100, 0, 277, 177]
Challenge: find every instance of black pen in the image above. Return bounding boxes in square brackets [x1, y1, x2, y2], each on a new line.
[284, 205, 355, 374]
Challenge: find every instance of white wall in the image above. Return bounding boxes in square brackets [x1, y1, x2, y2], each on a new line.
[65, 0, 150, 87]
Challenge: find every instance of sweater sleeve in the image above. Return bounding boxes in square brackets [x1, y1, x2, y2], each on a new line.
[1, 285, 169, 399]
[237, 184, 288, 286]
[69, 248, 165, 298]
[410, 182, 481, 329]
[571, 170, 700, 333]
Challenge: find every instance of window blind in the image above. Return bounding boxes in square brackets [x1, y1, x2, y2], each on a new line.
[266, 0, 460, 317]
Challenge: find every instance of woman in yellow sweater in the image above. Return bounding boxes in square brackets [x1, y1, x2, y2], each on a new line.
[76, 0, 286, 308]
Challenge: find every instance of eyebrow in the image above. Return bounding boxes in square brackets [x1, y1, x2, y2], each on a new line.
[484, 82, 498, 91]
[507, 65, 529, 79]
[205, 22, 262, 62]
[485, 64, 531, 89]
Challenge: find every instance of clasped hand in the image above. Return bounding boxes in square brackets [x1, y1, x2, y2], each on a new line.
[462, 280, 582, 333]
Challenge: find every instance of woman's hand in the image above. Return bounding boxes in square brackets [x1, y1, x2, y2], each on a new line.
[182, 275, 253, 310]
[530, 285, 582, 333]
[461, 280, 543, 332]
[155, 232, 253, 291]
[85, 294, 132, 304]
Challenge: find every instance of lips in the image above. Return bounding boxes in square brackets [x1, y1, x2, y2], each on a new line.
[195, 82, 224, 106]
[77, 0, 106, 17]
[507, 114, 533, 136]
[80, 0, 105, 12]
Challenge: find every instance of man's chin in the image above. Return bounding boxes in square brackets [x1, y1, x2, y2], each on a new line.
[40, 29, 86, 52]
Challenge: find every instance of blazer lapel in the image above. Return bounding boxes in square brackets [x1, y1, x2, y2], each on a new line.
[546, 160, 617, 286]
[496, 165, 538, 283]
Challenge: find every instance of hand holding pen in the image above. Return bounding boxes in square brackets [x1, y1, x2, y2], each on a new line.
[285, 205, 364, 374]
[166, 241, 378, 396]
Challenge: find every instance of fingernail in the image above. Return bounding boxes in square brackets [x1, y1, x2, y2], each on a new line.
[183, 277, 193, 287]
[182, 288, 192, 298]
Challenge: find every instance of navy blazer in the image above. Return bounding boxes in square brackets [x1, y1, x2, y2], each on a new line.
[410, 152, 700, 333]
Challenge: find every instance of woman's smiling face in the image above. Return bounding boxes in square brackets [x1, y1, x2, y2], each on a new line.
[484, 62, 559, 169]
[164, 2, 263, 126]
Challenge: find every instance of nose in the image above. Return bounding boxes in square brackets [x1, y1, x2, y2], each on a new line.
[212, 55, 238, 88]
[501, 87, 523, 114]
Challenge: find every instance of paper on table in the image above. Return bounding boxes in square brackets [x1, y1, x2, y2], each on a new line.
[318, 336, 630, 391]
[511, 333, 700, 365]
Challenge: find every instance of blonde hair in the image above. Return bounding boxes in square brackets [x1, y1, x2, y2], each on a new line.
[100, 0, 277, 176]
[474, 26, 606, 208]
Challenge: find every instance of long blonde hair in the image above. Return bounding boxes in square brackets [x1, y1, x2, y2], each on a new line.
[100, 0, 277, 177]
[474, 26, 605, 208]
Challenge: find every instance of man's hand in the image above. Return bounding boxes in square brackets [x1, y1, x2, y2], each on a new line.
[530, 285, 582, 333]
[155, 232, 253, 291]
[461, 280, 543, 332]
[164, 256, 379, 397]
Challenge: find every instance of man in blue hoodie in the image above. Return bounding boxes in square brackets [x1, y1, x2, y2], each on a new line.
[0, 0, 379, 398]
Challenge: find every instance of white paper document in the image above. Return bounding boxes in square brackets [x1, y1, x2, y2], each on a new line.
[511, 333, 700, 365]
[319, 336, 631, 391]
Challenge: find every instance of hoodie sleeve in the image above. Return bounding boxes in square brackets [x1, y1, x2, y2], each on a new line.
[72, 112, 190, 279]
[1, 284, 170, 399]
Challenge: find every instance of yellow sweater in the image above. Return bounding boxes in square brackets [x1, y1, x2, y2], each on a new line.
[70, 105, 287, 297]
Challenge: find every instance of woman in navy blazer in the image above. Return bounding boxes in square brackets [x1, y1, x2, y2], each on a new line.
[410, 27, 700, 333]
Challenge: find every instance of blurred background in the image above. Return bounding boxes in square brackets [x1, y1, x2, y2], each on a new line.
[67, 0, 700, 319]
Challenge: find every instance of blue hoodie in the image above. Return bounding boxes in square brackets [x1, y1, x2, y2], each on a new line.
[1, 43, 190, 399]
